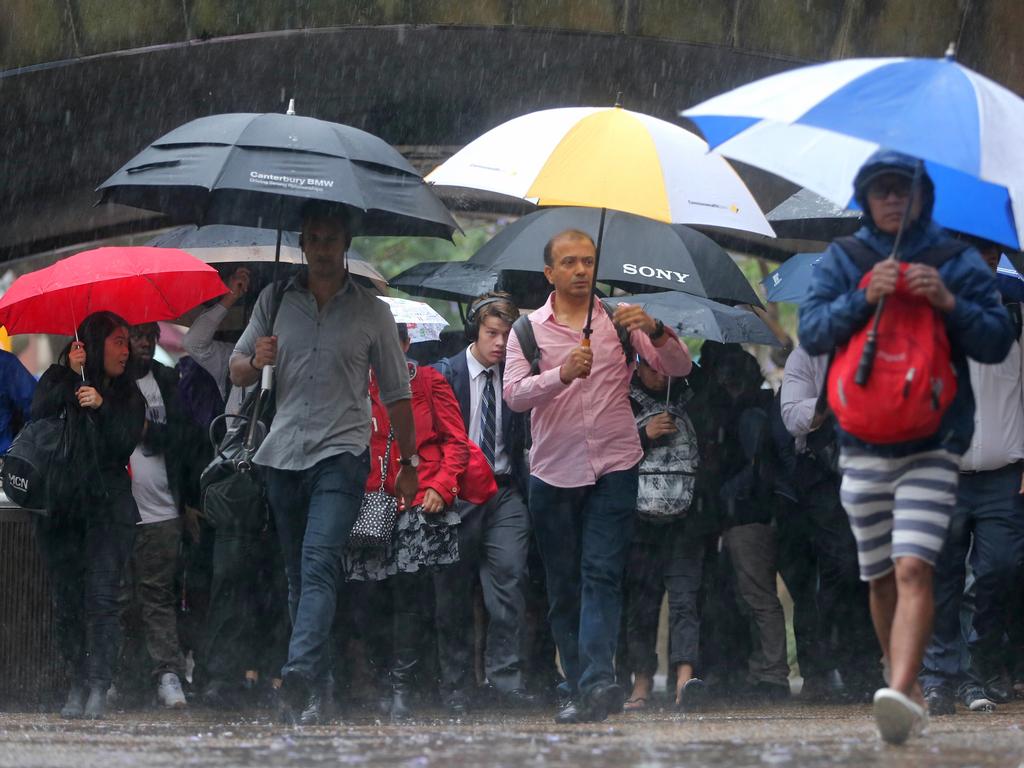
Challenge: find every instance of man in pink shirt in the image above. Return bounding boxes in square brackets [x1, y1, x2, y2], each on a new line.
[504, 229, 691, 723]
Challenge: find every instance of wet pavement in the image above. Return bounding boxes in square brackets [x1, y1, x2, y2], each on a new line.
[1, 701, 1022, 768]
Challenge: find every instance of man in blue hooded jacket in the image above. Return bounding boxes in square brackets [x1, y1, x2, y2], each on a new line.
[799, 150, 1014, 744]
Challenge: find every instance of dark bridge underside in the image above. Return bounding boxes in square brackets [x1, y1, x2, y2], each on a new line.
[0, 24, 807, 262]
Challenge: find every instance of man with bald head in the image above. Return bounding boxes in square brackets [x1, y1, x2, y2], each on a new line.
[504, 229, 692, 723]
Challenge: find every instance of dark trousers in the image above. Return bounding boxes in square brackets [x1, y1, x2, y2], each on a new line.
[120, 517, 186, 685]
[721, 522, 790, 687]
[622, 518, 705, 678]
[922, 464, 1024, 691]
[34, 492, 137, 689]
[266, 451, 369, 684]
[433, 482, 531, 695]
[529, 467, 638, 696]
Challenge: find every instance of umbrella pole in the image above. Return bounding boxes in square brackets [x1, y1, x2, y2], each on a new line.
[70, 297, 85, 382]
[244, 202, 284, 453]
[582, 207, 608, 346]
[665, 377, 672, 406]
[854, 161, 922, 386]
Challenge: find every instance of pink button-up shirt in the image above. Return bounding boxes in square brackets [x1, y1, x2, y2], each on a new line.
[504, 294, 692, 488]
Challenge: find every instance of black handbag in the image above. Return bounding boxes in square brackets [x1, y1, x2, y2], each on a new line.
[2, 409, 75, 514]
[348, 429, 398, 549]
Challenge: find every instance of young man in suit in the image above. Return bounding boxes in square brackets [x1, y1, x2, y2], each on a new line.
[433, 292, 536, 713]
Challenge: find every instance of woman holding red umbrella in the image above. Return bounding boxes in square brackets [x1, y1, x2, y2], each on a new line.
[31, 311, 145, 720]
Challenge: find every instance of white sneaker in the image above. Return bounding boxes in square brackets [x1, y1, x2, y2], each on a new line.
[873, 688, 925, 745]
[157, 672, 187, 708]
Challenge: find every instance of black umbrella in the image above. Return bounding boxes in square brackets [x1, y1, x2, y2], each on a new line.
[465, 207, 761, 306]
[766, 187, 861, 241]
[602, 293, 781, 347]
[98, 107, 458, 239]
[388, 260, 553, 309]
[146, 224, 388, 292]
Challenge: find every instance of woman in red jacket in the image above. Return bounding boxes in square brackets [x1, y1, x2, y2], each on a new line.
[344, 324, 495, 720]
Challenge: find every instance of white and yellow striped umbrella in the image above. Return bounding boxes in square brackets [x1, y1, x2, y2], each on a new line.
[427, 106, 775, 237]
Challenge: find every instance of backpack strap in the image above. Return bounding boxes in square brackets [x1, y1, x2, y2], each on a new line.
[512, 306, 634, 378]
[512, 315, 541, 377]
[836, 235, 971, 273]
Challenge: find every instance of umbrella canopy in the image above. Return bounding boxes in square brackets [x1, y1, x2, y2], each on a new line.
[762, 250, 1024, 304]
[601, 293, 780, 346]
[465, 207, 761, 306]
[767, 188, 861, 241]
[99, 111, 458, 239]
[389, 260, 555, 310]
[683, 53, 1024, 249]
[147, 224, 388, 292]
[426, 106, 774, 236]
[377, 296, 448, 343]
[0, 246, 227, 335]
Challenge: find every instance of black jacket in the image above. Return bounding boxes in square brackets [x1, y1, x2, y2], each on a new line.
[433, 349, 529, 497]
[136, 361, 204, 512]
[31, 363, 145, 521]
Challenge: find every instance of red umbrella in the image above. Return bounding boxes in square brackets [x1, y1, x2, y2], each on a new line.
[0, 246, 227, 336]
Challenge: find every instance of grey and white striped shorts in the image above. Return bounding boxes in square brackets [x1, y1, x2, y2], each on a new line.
[838, 448, 960, 581]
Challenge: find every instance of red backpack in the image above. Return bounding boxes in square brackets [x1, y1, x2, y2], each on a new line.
[826, 237, 967, 445]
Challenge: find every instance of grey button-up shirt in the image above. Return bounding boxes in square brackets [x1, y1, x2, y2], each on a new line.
[232, 274, 410, 471]
[780, 344, 829, 453]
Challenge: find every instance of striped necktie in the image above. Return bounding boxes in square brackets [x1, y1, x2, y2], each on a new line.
[481, 368, 496, 468]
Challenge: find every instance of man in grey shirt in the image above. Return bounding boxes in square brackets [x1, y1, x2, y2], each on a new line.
[230, 201, 418, 724]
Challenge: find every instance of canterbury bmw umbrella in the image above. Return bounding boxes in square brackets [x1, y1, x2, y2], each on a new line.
[99, 104, 458, 240]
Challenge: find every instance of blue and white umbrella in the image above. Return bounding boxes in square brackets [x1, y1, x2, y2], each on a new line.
[761, 250, 1024, 305]
[683, 52, 1024, 249]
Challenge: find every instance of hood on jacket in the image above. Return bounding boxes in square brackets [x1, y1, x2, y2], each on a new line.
[853, 149, 935, 236]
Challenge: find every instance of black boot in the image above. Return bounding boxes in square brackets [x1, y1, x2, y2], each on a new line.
[389, 649, 417, 722]
[60, 683, 87, 719]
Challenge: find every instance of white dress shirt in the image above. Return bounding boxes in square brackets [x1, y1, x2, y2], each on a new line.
[466, 346, 509, 476]
[961, 329, 1024, 472]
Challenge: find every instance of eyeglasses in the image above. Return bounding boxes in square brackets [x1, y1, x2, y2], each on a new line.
[867, 179, 913, 200]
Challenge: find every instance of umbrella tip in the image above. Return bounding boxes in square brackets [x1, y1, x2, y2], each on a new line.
[944, 41, 957, 60]
[286, 98, 296, 116]
[614, 91, 623, 108]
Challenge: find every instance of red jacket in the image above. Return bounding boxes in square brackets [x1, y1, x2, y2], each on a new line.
[367, 362, 496, 507]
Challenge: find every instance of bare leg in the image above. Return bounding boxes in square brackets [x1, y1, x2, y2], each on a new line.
[674, 663, 694, 704]
[868, 571, 898, 668]
[628, 672, 652, 703]
[888, 557, 933, 706]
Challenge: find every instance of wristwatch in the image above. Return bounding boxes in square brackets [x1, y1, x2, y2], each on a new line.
[648, 319, 666, 341]
[399, 454, 421, 468]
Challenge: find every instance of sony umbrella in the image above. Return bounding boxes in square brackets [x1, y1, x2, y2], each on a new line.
[464, 207, 761, 306]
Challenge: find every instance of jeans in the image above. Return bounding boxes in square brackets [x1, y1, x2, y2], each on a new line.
[34, 489, 138, 689]
[921, 463, 1024, 691]
[529, 466, 638, 697]
[266, 451, 369, 684]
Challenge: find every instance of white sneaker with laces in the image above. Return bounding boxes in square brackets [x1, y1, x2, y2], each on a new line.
[157, 672, 187, 708]
[873, 687, 925, 745]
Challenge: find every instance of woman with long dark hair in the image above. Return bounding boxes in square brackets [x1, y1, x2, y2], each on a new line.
[31, 311, 145, 719]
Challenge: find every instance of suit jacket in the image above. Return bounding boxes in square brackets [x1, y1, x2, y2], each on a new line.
[434, 349, 529, 496]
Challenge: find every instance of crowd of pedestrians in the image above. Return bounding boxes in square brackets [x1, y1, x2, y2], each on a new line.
[1, 155, 1022, 745]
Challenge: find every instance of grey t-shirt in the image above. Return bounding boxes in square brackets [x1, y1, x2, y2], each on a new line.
[232, 274, 410, 471]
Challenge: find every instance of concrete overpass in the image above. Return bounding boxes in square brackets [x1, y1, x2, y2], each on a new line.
[2, 0, 1021, 261]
